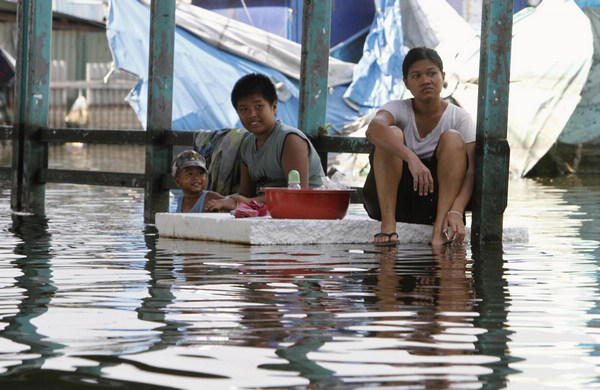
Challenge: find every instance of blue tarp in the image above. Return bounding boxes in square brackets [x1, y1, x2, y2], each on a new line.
[106, 0, 359, 133]
[343, 0, 407, 114]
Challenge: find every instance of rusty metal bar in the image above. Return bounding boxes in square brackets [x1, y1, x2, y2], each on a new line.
[10, 0, 52, 215]
[471, 0, 514, 245]
[144, 0, 176, 224]
[297, 0, 331, 136]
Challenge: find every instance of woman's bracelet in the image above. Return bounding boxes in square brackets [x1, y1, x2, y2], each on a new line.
[447, 210, 463, 218]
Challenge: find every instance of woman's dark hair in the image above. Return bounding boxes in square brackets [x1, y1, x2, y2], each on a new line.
[231, 73, 278, 108]
[402, 47, 444, 78]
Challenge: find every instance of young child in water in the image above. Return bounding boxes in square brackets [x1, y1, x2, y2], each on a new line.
[171, 150, 226, 213]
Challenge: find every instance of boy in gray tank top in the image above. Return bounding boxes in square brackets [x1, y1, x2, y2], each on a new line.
[206, 73, 324, 212]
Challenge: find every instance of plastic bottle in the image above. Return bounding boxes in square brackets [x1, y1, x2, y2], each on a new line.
[287, 170, 301, 190]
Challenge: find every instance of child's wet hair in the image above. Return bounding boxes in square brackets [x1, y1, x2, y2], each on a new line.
[231, 73, 278, 109]
[402, 47, 444, 78]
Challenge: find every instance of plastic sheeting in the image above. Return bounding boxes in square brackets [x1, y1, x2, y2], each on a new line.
[559, 7, 600, 144]
[444, 0, 593, 177]
[139, 0, 355, 87]
[106, 0, 359, 132]
[343, 0, 474, 113]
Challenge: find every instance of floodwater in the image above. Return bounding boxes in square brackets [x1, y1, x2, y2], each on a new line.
[0, 145, 599, 389]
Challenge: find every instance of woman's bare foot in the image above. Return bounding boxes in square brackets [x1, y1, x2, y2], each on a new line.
[430, 230, 452, 247]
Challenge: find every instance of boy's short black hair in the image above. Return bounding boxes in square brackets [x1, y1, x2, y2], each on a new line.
[231, 73, 278, 109]
[402, 47, 444, 79]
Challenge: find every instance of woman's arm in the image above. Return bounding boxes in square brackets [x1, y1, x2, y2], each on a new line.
[451, 141, 475, 213]
[365, 110, 416, 163]
[366, 109, 434, 195]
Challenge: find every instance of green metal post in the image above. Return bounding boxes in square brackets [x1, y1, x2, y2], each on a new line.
[471, 0, 514, 245]
[144, 0, 175, 224]
[11, 0, 52, 215]
[297, 0, 331, 136]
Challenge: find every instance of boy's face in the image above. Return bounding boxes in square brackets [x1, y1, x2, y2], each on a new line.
[235, 94, 277, 138]
[175, 166, 207, 196]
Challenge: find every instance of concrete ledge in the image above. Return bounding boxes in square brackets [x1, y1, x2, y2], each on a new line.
[155, 212, 529, 245]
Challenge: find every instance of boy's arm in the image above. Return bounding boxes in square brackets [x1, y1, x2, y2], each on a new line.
[237, 162, 256, 197]
[204, 163, 259, 212]
[280, 134, 310, 187]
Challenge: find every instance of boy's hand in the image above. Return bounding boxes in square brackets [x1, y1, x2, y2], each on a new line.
[205, 197, 237, 212]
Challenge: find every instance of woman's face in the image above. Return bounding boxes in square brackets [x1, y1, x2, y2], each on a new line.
[403, 59, 445, 101]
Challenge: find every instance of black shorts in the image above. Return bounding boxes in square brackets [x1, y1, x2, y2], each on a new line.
[362, 152, 439, 225]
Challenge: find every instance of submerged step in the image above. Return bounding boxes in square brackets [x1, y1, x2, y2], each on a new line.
[155, 212, 529, 245]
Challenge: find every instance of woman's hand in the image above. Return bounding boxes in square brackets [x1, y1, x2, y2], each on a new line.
[407, 157, 434, 196]
[443, 211, 466, 244]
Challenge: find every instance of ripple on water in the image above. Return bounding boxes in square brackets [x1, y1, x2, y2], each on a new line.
[0, 176, 598, 388]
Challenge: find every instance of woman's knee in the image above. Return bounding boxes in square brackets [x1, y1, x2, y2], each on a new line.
[438, 130, 466, 155]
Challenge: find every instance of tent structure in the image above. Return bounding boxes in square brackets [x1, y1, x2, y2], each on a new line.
[443, 0, 593, 177]
[107, 0, 598, 176]
[106, 0, 359, 132]
[346, 0, 595, 177]
[559, 6, 600, 146]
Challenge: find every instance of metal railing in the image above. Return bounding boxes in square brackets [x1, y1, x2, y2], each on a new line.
[0, 126, 372, 204]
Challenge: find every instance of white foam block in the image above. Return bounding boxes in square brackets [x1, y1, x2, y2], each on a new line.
[155, 212, 529, 245]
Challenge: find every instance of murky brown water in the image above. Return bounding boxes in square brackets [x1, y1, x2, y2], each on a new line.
[0, 144, 598, 389]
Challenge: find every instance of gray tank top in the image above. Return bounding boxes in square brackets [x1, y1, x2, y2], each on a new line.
[240, 120, 324, 193]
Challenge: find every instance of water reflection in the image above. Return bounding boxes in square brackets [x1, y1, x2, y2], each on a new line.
[0, 164, 597, 388]
[1, 214, 63, 373]
[472, 243, 520, 389]
[148, 240, 511, 388]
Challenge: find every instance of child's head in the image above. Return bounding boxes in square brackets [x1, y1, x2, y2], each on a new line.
[172, 150, 208, 195]
[231, 73, 278, 110]
[402, 47, 444, 79]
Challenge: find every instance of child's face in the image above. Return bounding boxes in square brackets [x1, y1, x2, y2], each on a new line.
[175, 166, 207, 196]
[235, 94, 277, 138]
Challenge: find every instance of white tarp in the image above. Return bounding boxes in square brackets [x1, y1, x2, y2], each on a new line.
[442, 0, 593, 176]
[559, 7, 600, 144]
[139, 0, 355, 88]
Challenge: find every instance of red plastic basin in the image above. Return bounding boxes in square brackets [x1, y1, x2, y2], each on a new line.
[262, 187, 355, 219]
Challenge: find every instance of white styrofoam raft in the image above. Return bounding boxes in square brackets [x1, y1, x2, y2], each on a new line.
[155, 212, 529, 245]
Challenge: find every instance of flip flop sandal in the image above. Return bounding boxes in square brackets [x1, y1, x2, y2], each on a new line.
[374, 232, 398, 247]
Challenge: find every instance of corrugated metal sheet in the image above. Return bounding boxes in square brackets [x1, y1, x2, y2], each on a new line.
[52, 0, 106, 23]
